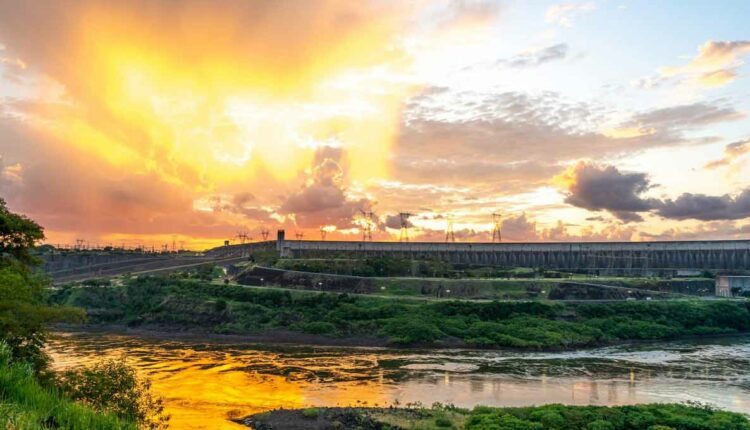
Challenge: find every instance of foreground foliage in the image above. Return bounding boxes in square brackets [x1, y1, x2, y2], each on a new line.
[56, 360, 169, 430]
[54, 275, 750, 349]
[0, 198, 85, 371]
[0, 198, 167, 429]
[242, 403, 750, 430]
[0, 343, 134, 430]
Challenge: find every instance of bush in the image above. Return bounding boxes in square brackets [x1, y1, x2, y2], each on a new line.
[302, 407, 320, 418]
[301, 321, 336, 335]
[56, 360, 170, 430]
[381, 317, 443, 345]
[435, 416, 453, 427]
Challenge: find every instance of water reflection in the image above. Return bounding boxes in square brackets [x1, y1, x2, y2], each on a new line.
[47, 333, 750, 430]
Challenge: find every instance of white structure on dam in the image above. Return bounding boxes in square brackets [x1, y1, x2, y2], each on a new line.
[274, 230, 750, 273]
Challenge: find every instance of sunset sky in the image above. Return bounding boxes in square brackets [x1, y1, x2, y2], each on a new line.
[1, 0, 749, 249]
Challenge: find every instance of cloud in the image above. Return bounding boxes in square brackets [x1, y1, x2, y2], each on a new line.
[0, 157, 22, 185]
[640, 221, 750, 241]
[499, 213, 538, 241]
[655, 190, 750, 221]
[650, 40, 750, 88]
[626, 102, 744, 130]
[383, 214, 411, 230]
[279, 146, 371, 229]
[554, 161, 657, 222]
[387, 88, 744, 223]
[498, 43, 569, 68]
[705, 138, 750, 169]
[545, 2, 596, 27]
[556, 161, 750, 222]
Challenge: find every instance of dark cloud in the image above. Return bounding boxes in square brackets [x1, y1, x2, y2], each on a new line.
[498, 43, 568, 68]
[559, 161, 750, 222]
[559, 162, 657, 222]
[656, 190, 750, 221]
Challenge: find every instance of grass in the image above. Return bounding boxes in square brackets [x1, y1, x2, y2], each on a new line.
[0, 344, 135, 430]
[369, 403, 750, 430]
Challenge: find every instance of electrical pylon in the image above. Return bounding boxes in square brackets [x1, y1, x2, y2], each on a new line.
[359, 210, 375, 241]
[445, 214, 456, 242]
[260, 227, 270, 241]
[492, 212, 502, 242]
[399, 212, 414, 242]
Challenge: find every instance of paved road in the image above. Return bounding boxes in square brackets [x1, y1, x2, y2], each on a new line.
[50, 256, 250, 285]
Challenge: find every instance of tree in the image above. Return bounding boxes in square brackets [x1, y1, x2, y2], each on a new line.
[0, 198, 45, 265]
[0, 198, 84, 371]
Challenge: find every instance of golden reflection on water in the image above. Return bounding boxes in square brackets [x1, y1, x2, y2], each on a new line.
[47, 335, 394, 429]
[46, 332, 750, 429]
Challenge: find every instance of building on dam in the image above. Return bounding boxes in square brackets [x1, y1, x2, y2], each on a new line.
[715, 275, 750, 297]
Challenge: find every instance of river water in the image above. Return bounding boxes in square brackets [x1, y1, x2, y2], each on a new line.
[47, 332, 750, 430]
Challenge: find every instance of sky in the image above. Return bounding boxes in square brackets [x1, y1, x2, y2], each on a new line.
[1, 0, 749, 249]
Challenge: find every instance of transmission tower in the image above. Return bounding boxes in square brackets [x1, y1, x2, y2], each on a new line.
[235, 231, 249, 244]
[492, 212, 502, 242]
[399, 212, 414, 242]
[260, 227, 270, 241]
[75, 239, 85, 250]
[360, 210, 375, 241]
[295, 231, 305, 240]
[445, 214, 456, 242]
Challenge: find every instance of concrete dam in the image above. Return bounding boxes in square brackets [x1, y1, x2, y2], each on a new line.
[272, 232, 750, 274]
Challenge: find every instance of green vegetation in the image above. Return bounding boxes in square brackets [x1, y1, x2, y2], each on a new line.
[0, 198, 168, 429]
[245, 403, 750, 430]
[53, 275, 750, 349]
[0, 343, 135, 430]
[56, 360, 169, 430]
[0, 198, 85, 371]
[275, 256, 444, 277]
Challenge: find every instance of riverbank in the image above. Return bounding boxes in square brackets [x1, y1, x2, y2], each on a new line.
[50, 275, 750, 351]
[52, 323, 750, 353]
[236, 404, 750, 430]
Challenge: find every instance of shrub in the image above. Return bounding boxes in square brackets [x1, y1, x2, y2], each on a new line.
[435, 416, 453, 427]
[56, 360, 170, 430]
[381, 317, 443, 345]
[302, 407, 320, 418]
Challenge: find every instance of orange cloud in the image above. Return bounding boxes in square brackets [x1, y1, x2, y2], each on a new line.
[658, 40, 750, 88]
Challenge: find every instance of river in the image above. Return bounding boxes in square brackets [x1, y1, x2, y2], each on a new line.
[47, 332, 750, 429]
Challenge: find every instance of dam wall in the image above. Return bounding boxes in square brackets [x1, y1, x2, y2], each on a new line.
[274, 237, 750, 273]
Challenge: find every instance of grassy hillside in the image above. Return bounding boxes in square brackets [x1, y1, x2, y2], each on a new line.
[52, 275, 750, 349]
